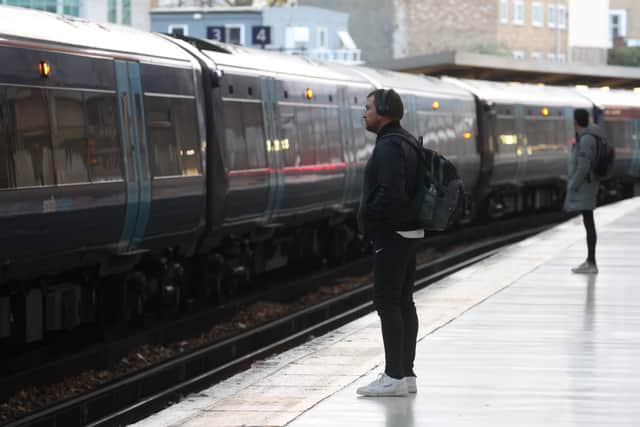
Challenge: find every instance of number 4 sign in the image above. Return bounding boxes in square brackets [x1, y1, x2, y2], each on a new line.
[252, 26, 271, 46]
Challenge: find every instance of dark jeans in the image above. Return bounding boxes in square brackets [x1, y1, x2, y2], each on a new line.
[582, 210, 597, 264]
[373, 231, 419, 380]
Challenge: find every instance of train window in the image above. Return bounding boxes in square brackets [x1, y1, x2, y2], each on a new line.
[248, 87, 253, 96]
[222, 101, 248, 170]
[284, 90, 288, 99]
[312, 108, 329, 164]
[85, 93, 123, 182]
[354, 96, 358, 105]
[495, 116, 518, 153]
[296, 107, 315, 165]
[228, 85, 234, 95]
[279, 106, 299, 167]
[171, 98, 202, 176]
[329, 95, 333, 103]
[352, 108, 371, 164]
[145, 96, 181, 177]
[325, 108, 342, 163]
[3, 87, 55, 188]
[50, 90, 90, 184]
[242, 103, 265, 169]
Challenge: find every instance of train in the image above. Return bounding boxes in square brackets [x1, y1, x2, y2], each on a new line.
[1, 6, 639, 344]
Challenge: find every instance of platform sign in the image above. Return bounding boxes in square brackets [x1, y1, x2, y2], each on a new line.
[252, 26, 271, 46]
[207, 26, 225, 42]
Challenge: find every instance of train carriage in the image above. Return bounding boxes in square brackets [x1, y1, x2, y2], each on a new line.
[446, 78, 594, 217]
[0, 6, 207, 340]
[577, 87, 640, 198]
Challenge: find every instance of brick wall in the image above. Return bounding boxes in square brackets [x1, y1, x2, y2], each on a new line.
[496, 0, 569, 61]
[393, 0, 498, 57]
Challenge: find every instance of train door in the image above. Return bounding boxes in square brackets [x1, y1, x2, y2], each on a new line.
[514, 105, 528, 182]
[115, 60, 152, 252]
[261, 77, 284, 223]
[632, 117, 640, 176]
[338, 86, 357, 206]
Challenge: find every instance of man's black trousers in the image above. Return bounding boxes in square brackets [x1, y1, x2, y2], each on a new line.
[373, 230, 419, 380]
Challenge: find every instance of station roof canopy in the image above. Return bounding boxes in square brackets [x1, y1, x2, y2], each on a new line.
[369, 51, 640, 89]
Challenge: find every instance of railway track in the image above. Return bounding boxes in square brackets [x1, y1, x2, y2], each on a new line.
[1, 212, 570, 427]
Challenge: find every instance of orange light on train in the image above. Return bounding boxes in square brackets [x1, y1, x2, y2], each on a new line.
[305, 88, 314, 100]
[432, 100, 440, 110]
[540, 107, 549, 116]
[38, 61, 51, 78]
[463, 132, 472, 140]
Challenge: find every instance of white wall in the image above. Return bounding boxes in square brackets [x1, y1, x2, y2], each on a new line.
[569, 0, 609, 48]
[83, 0, 150, 31]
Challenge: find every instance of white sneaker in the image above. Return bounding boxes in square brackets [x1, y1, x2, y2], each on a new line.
[356, 373, 408, 397]
[571, 261, 598, 274]
[404, 376, 417, 393]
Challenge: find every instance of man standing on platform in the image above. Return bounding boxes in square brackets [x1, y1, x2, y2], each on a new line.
[565, 108, 602, 274]
[356, 89, 423, 397]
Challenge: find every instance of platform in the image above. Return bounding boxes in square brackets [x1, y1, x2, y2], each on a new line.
[133, 197, 640, 427]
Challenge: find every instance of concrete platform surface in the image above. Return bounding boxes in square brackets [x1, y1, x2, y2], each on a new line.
[133, 197, 640, 427]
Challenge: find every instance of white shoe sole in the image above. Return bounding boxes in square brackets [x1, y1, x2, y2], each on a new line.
[356, 385, 408, 397]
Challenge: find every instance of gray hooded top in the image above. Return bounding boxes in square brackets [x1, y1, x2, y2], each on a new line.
[564, 123, 604, 212]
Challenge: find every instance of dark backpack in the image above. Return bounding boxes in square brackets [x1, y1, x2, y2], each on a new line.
[585, 132, 615, 179]
[385, 133, 465, 231]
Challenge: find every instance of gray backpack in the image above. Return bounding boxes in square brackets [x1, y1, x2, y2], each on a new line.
[386, 133, 465, 231]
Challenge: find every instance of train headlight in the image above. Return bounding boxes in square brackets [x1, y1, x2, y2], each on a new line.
[463, 132, 472, 140]
[38, 61, 51, 78]
[432, 101, 440, 110]
[540, 107, 549, 116]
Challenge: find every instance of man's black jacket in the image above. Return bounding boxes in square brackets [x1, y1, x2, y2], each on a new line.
[357, 121, 420, 238]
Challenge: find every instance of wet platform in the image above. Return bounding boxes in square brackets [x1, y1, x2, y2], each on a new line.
[133, 197, 640, 427]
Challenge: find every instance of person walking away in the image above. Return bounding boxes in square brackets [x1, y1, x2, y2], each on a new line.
[356, 89, 423, 397]
[565, 108, 602, 274]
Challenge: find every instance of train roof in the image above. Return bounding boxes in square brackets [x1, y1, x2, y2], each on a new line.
[0, 5, 194, 63]
[195, 38, 368, 84]
[346, 67, 475, 99]
[445, 77, 593, 108]
[577, 87, 640, 109]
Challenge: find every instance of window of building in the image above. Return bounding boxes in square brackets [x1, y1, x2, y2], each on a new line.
[168, 25, 188, 37]
[531, 51, 542, 60]
[531, 2, 543, 27]
[500, 0, 509, 23]
[556, 53, 566, 62]
[609, 10, 628, 46]
[285, 26, 310, 50]
[6, 0, 58, 12]
[225, 24, 244, 45]
[548, 5, 557, 28]
[62, 0, 80, 16]
[512, 50, 525, 60]
[512, 0, 524, 25]
[121, 0, 131, 25]
[547, 52, 556, 61]
[107, 0, 117, 23]
[557, 5, 566, 29]
[317, 27, 328, 49]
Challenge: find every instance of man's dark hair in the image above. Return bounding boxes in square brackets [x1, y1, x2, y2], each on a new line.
[367, 88, 404, 121]
[574, 108, 590, 127]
